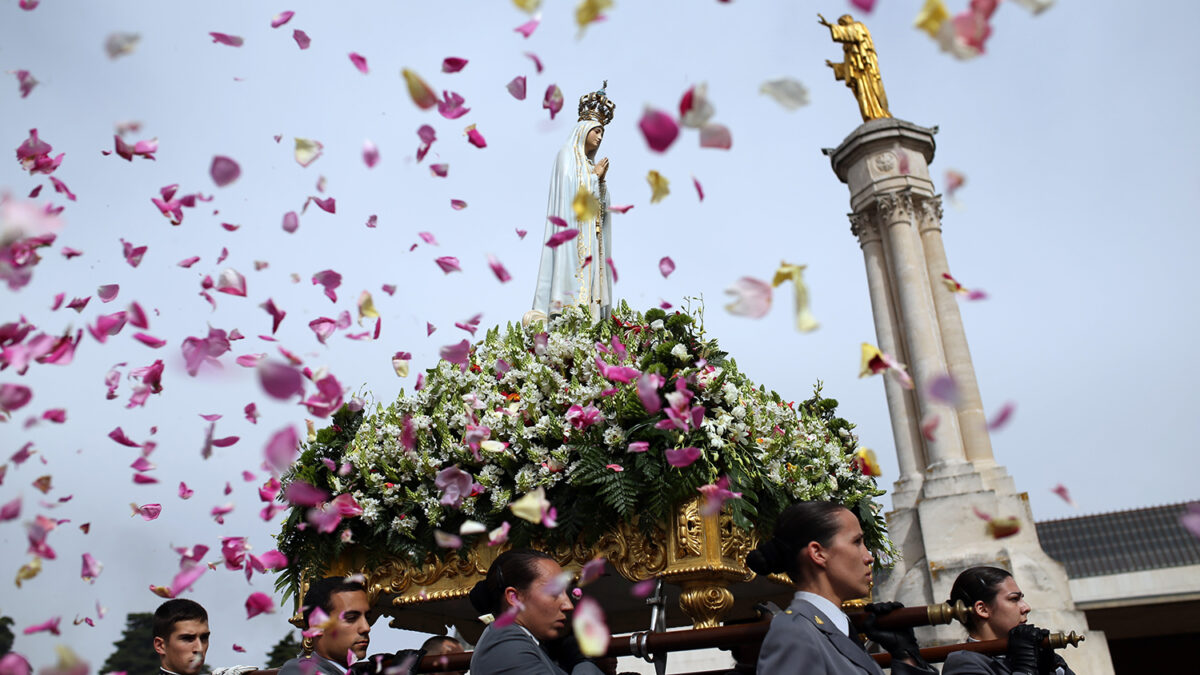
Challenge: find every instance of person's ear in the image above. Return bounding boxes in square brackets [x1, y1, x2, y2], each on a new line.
[153, 636, 167, 657]
[807, 540, 828, 569]
[973, 600, 991, 620]
[506, 587, 520, 608]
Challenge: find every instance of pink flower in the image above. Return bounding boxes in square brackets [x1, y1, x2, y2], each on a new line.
[565, 403, 603, 431]
[595, 357, 639, 384]
[435, 466, 474, 509]
[507, 76, 527, 100]
[543, 85, 563, 119]
[627, 441, 649, 453]
[665, 447, 702, 468]
[638, 108, 679, 153]
[245, 592, 274, 618]
[636, 373, 665, 414]
[348, 52, 368, 74]
[442, 57, 468, 73]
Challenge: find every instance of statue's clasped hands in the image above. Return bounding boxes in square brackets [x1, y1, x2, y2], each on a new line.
[594, 157, 609, 182]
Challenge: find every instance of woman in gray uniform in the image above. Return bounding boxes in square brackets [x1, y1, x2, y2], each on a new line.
[748, 501, 938, 675]
[943, 566, 1075, 675]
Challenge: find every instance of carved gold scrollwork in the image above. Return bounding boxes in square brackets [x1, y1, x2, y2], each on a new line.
[718, 511, 756, 562]
[592, 520, 669, 581]
[678, 581, 736, 630]
[676, 499, 704, 557]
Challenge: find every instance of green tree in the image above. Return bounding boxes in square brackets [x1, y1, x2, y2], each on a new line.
[0, 615, 14, 655]
[265, 631, 301, 668]
[101, 613, 159, 675]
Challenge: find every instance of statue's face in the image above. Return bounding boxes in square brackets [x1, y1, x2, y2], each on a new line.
[838, 14, 853, 25]
[585, 126, 604, 156]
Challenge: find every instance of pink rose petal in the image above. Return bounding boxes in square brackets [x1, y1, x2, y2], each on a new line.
[666, 447, 702, 468]
[659, 257, 676, 278]
[271, 11, 294, 28]
[284, 480, 329, 506]
[987, 402, 1016, 431]
[178, 256, 201, 268]
[97, 284, 119, 302]
[442, 57, 468, 73]
[487, 254, 511, 283]
[348, 52, 368, 74]
[514, 15, 540, 38]
[724, 277, 772, 318]
[22, 617, 61, 636]
[610, 204, 634, 214]
[430, 163, 448, 177]
[258, 361, 305, 400]
[545, 229, 579, 248]
[312, 269, 342, 302]
[450, 199, 467, 210]
[699, 123, 732, 150]
[0, 384, 33, 414]
[209, 32, 244, 47]
[466, 126, 487, 148]
[293, 29, 310, 49]
[437, 91, 470, 119]
[693, 176, 705, 201]
[13, 69, 38, 98]
[245, 592, 275, 618]
[133, 333, 166, 348]
[639, 108, 680, 153]
[439, 340, 470, 365]
[435, 256, 461, 274]
[210, 156, 240, 187]
[507, 76, 527, 100]
[362, 140, 380, 168]
[543, 85, 563, 119]
[524, 52, 543, 73]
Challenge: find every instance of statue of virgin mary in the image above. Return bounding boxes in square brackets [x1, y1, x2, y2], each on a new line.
[526, 84, 616, 326]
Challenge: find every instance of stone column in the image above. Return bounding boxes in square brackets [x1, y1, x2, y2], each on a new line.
[915, 198, 996, 467]
[874, 190, 966, 472]
[823, 118, 1114, 674]
[851, 212, 925, 507]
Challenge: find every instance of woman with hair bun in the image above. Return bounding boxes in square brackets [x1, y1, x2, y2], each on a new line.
[468, 548, 604, 675]
[747, 501, 937, 674]
[943, 566, 1075, 675]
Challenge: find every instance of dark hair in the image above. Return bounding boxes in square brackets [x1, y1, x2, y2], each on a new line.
[302, 576, 367, 626]
[949, 566, 1013, 632]
[746, 501, 849, 583]
[468, 549, 556, 616]
[153, 599, 208, 640]
[420, 635, 464, 653]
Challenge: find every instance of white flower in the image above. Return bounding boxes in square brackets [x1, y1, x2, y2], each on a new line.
[650, 319, 665, 331]
[670, 343, 688, 360]
[732, 405, 746, 420]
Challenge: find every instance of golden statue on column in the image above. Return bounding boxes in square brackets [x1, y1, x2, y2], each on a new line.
[819, 13, 892, 121]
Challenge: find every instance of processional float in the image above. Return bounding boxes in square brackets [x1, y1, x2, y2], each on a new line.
[272, 12, 1085, 674]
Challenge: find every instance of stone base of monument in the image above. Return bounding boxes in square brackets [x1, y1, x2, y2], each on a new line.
[291, 497, 798, 643]
[876, 465, 1115, 675]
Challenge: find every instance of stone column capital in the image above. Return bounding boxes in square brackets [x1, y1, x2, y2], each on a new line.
[849, 212, 880, 246]
[917, 195, 944, 234]
[875, 190, 914, 224]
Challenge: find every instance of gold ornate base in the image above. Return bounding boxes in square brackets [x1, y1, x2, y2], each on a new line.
[678, 581, 736, 629]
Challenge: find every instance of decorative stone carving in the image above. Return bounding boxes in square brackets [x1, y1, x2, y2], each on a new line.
[917, 195, 944, 234]
[873, 151, 897, 174]
[849, 212, 879, 245]
[875, 190, 914, 224]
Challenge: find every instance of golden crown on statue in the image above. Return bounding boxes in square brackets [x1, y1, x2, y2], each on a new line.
[578, 80, 616, 125]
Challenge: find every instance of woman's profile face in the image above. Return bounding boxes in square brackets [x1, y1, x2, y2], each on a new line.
[585, 126, 604, 156]
[820, 508, 876, 601]
[512, 557, 574, 641]
[975, 576, 1031, 637]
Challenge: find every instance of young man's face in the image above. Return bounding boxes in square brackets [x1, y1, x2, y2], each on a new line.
[315, 590, 372, 665]
[154, 619, 210, 675]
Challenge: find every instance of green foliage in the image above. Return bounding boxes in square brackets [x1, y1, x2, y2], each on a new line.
[276, 303, 892, 599]
[265, 631, 301, 668]
[0, 615, 14, 656]
[100, 613, 159, 675]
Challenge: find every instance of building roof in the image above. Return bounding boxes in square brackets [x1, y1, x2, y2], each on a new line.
[1036, 502, 1200, 579]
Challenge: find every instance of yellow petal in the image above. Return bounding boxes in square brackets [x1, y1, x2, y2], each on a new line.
[575, 0, 613, 31]
[914, 0, 950, 38]
[573, 185, 600, 223]
[392, 358, 409, 378]
[402, 68, 438, 110]
[293, 137, 323, 167]
[509, 487, 549, 524]
[854, 448, 882, 477]
[772, 261, 820, 333]
[647, 170, 670, 203]
[15, 557, 42, 588]
[306, 419, 316, 442]
[513, 0, 541, 11]
[859, 342, 883, 378]
[357, 290, 379, 325]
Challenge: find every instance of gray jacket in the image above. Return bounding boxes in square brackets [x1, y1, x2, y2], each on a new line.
[469, 623, 604, 675]
[756, 597, 938, 675]
[278, 654, 345, 675]
[942, 648, 1074, 675]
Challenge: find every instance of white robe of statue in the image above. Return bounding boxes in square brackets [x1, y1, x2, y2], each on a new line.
[530, 120, 612, 323]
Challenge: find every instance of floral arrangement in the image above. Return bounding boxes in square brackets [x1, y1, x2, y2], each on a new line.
[276, 302, 891, 599]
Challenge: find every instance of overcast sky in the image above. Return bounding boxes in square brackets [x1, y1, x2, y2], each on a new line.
[2, 0, 1198, 670]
